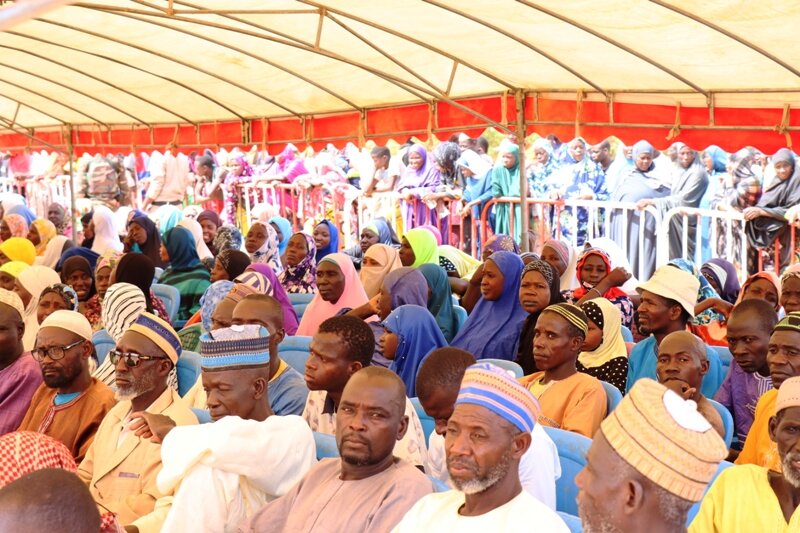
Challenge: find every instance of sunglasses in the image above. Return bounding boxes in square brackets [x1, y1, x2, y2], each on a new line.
[109, 350, 169, 368]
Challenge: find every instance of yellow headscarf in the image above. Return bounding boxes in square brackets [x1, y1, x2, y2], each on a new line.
[438, 244, 481, 280]
[0, 237, 36, 266]
[31, 219, 57, 256]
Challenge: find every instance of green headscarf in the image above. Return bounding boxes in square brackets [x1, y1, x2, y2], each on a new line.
[418, 263, 457, 342]
[491, 142, 522, 238]
[404, 228, 439, 268]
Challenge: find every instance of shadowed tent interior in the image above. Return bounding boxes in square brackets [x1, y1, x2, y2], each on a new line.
[1, 1, 800, 152]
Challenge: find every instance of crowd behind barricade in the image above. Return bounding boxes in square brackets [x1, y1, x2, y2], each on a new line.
[0, 132, 799, 531]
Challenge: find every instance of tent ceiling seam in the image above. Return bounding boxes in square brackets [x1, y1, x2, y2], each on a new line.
[422, 0, 608, 96]
[0, 94, 64, 125]
[650, 0, 800, 83]
[0, 77, 102, 125]
[516, 0, 708, 97]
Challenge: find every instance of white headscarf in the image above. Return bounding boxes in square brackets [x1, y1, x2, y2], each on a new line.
[90, 205, 123, 254]
[17, 266, 61, 351]
[34, 235, 71, 269]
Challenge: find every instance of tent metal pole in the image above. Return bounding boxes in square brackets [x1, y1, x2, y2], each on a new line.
[516, 89, 530, 252]
[66, 124, 77, 244]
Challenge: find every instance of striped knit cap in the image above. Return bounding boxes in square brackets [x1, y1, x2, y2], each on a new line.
[456, 362, 541, 433]
[543, 302, 588, 336]
[200, 324, 270, 371]
[774, 311, 800, 333]
[600, 378, 728, 502]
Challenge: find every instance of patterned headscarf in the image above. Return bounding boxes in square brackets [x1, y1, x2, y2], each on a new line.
[0, 431, 76, 488]
[216, 249, 251, 280]
[669, 258, 722, 325]
[279, 232, 317, 294]
[200, 281, 235, 332]
[248, 222, 283, 273]
[213, 225, 243, 255]
[39, 283, 79, 312]
[3, 214, 28, 239]
[101, 283, 146, 342]
[483, 233, 519, 255]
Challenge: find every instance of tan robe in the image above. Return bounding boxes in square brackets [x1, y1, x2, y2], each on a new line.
[77, 387, 197, 532]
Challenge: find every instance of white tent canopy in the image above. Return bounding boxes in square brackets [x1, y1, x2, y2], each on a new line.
[2, 0, 800, 129]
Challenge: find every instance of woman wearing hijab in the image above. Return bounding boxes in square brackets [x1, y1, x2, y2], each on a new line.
[668, 258, 725, 326]
[7, 204, 36, 226]
[221, 153, 253, 225]
[539, 239, 578, 293]
[437, 245, 481, 280]
[296, 252, 372, 336]
[745, 148, 800, 272]
[177, 218, 213, 263]
[0, 261, 28, 291]
[701, 258, 740, 304]
[377, 268, 429, 322]
[396, 144, 441, 231]
[16, 265, 61, 350]
[84, 252, 121, 329]
[638, 143, 709, 260]
[197, 210, 221, 256]
[603, 143, 633, 196]
[342, 218, 398, 269]
[269, 216, 293, 256]
[736, 271, 781, 312]
[418, 263, 458, 342]
[27, 219, 56, 257]
[0, 237, 36, 266]
[490, 141, 522, 238]
[578, 298, 629, 393]
[313, 219, 339, 263]
[37, 283, 79, 325]
[210, 249, 251, 283]
[241, 264, 300, 336]
[158, 226, 211, 321]
[54, 247, 99, 275]
[34, 236, 73, 269]
[213, 225, 243, 256]
[125, 216, 164, 268]
[703, 145, 729, 176]
[279, 232, 317, 294]
[565, 247, 634, 329]
[245, 221, 283, 273]
[482, 233, 519, 261]
[609, 140, 671, 280]
[398, 227, 438, 268]
[359, 244, 402, 299]
[528, 138, 561, 199]
[60, 256, 96, 314]
[0, 213, 28, 241]
[154, 205, 184, 239]
[457, 149, 494, 251]
[516, 260, 564, 375]
[200, 281, 235, 332]
[381, 305, 447, 396]
[89, 205, 123, 255]
[113, 252, 168, 322]
[451, 251, 528, 360]
[781, 266, 800, 314]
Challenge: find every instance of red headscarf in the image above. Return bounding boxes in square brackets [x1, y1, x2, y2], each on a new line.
[572, 248, 628, 301]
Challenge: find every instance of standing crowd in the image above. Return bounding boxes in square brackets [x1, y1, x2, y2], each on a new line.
[0, 133, 799, 532]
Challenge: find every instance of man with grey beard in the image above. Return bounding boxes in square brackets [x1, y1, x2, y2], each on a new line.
[393, 362, 568, 532]
[77, 312, 196, 533]
[690, 375, 800, 531]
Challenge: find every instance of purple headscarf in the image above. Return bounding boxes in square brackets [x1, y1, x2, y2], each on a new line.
[244, 263, 300, 335]
[230, 154, 254, 177]
[701, 258, 741, 304]
[396, 144, 440, 190]
[383, 267, 428, 309]
[484, 234, 520, 255]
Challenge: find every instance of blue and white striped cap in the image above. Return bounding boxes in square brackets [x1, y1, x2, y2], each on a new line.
[200, 324, 270, 371]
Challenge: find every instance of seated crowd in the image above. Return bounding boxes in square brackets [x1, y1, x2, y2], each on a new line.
[1, 134, 800, 532]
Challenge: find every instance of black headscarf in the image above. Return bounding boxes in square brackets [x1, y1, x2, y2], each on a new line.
[60, 255, 96, 302]
[516, 260, 565, 375]
[128, 216, 164, 268]
[115, 252, 156, 313]
[217, 249, 251, 280]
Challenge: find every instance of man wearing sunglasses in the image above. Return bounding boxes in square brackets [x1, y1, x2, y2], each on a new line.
[17, 310, 115, 462]
[76, 312, 197, 533]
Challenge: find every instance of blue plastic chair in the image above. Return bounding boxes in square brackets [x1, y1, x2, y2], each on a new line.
[313, 431, 339, 460]
[453, 305, 468, 333]
[482, 358, 523, 378]
[713, 346, 733, 378]
[278, 336, 312, 374]
[686, 460, 733, 526]
[543, 426, 592, 516]
[410, 397, 435, 447]
[152, 283, 180, 323]
[620, 325, 633, 342]
[92, 329, 115, 365]
[154, 267, 164, 280]
[708, 398, 734, 448]
[557, 511, 583, 533]
[176, 350, 201, 397]
[289, 293, 315, 321]
[600, 381, 623, 413]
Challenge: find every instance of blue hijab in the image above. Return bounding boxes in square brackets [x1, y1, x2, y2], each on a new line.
[363, 218, 398, 246]
[418, 263, 457, 342]
[7, 204, 36, 225]
[703, 145, 729, 174]
[384, 304, 447, 396]
[163, 226, 201, 271]
[383, 267, 428, 309]
[155, 205, 183, 238]
[269, 216, 293, 255]
[55, 246, 99, 273]
[314, 219, 339, 263]
[451, 251, 527, 360]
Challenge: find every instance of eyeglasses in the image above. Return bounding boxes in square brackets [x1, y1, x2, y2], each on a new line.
[31, 339, 85, 362]
[109, 350, 169, 368]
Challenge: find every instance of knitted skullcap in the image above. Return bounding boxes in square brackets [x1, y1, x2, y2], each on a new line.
[600, 378, 728, 502]
[456, 362, 541, 433]
[543, 302, 588, 336]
